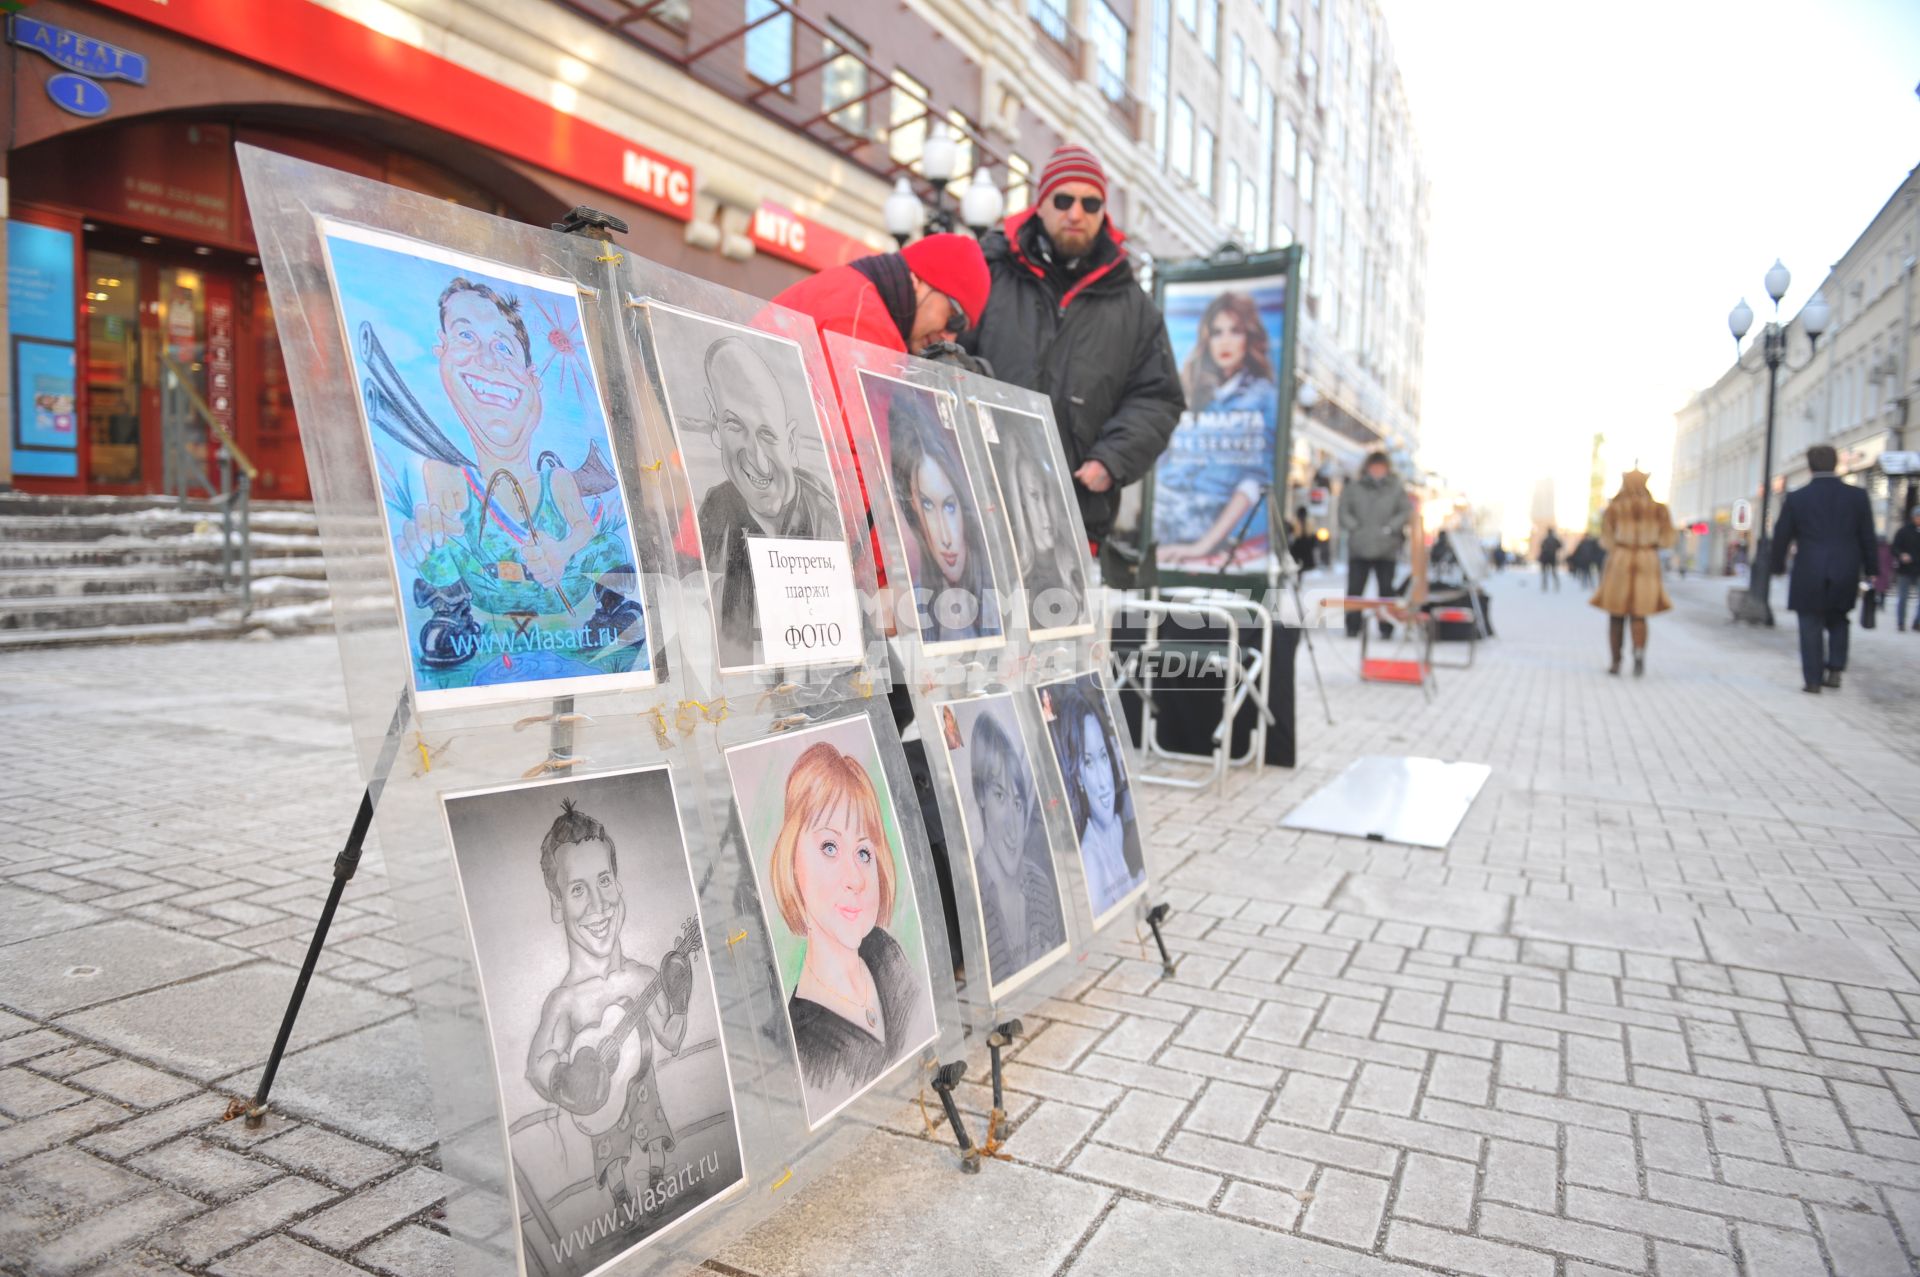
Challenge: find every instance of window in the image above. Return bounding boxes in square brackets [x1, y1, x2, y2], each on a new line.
[889, 69, 930, 168]
[1285, 13, 1302, 72]
[1150, 0, 1172, 163]
[822, 23, 870, 136]
[1029, 0, 1070, 44]
[1261, 0, 1279, 28]
[1196, 124, 1216, 197]
[1240, 176, 1258, 240]
[1244, 63, 1262, 121]
[1089, 1, 1130, 104]
[744, 0, 793, 90]
[1199, 0, 1219, 60]
[1302, 50, 1317, 98]
[1171, 96, 1195, 177]
[1300, 148, 1315, 205]
[945, 109, 975, 200]
[1176, 0, 1197, 29]
[1256, 87, 1276, 249]
[1230, 34, 1245, 101]
[1224, 158, 1240, 221]
[1007, 153, 1032, 212]
[1280, 117, 1298, 176]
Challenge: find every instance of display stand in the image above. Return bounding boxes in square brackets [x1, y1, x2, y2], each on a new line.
[239, 146, 972, 1277]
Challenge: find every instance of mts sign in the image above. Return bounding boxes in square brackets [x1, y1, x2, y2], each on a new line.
[622, 150, 692, 215]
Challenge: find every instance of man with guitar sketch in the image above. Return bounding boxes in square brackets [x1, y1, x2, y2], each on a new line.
[526, 800, 700, 1228]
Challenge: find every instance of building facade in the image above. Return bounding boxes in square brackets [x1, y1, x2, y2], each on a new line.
[1671, 165, 1920, 574]
[3, 0, 1426, 512]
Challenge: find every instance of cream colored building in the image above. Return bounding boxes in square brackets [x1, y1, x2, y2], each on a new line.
[1672, 165, 1920, 573]
[3, 0, 1427, 502]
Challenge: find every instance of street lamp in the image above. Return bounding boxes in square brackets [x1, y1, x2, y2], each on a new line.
[884, 122, 1004, 244]
[1726, 261, 1829, 625]
[960, 170, 1005, 236]
[883, 178, 922, 246]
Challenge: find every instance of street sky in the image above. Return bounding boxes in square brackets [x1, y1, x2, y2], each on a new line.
[1378, 0, 1920, 542]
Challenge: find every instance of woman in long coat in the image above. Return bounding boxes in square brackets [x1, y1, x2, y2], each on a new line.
[1590, 469, 1675, 676]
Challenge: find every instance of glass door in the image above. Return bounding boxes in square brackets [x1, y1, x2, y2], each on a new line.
[84, 250, 143, 488]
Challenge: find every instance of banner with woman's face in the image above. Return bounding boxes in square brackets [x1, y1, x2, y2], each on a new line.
[1151, 271, 1290, 575]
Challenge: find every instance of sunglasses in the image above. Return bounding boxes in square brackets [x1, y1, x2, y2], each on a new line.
[942, 295, 969, 336]
[1051, 192, 1104, 214]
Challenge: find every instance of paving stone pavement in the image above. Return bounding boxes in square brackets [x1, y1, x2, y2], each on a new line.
[3, 571, 1919, 1276]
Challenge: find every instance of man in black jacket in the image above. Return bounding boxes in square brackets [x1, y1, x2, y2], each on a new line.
[963, 144, 1184, 547]
[1893, 504, 1920, 632]
[1769, 444, 1877, 693]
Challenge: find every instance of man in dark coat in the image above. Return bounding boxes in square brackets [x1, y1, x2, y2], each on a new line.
[962, 144, 1184, 546]
[1769, 444, 1877, 693]
[1538, 528, 1563, 593]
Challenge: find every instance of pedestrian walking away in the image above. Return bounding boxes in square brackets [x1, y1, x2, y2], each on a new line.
[1538, 527, 1563, 593]
[1337, 450, 1414, 638]
[1770, 444, 1878, 693]
[962, 143, 1185, 550]
[1893, 505, 1920, 632]
[1589, 469, 1674, 676]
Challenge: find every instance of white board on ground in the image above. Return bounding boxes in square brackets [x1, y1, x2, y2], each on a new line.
[1279, 755, 1490, 849]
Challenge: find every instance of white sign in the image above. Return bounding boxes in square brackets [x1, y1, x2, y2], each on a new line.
[1308, 486, 1330, 517]
[1731, 499, 1752, 532]
[748, 535, 862, 665]
[1882, 450, 1920, 476]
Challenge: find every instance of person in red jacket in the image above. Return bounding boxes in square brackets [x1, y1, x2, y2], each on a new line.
[773, 233, 991, 355]
[770, 234, 991, 600]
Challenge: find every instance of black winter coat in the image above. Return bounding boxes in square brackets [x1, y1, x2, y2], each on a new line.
[1769, 475, 1876, 614]
[962, 212, 1184, 540]
[1892, 522, 1920, 578]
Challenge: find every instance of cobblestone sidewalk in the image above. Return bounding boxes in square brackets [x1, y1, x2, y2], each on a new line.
[3, 572, 1918, 1276]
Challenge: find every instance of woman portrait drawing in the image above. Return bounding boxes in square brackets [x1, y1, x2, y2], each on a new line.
[1039, 675, 1147, 928]
[862, 372, 1003, 650]
[728, 720, 937, 1128]
[935, 695, 1069, 997]
[979, 402, 1092, 638]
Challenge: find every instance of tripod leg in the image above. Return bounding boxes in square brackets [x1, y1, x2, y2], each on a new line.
[1291, 578, 1335, 725]
[243, 690, 411, 1126]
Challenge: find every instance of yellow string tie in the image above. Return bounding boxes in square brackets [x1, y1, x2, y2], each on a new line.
[641, 458, 665, 473]
[770, 714, 808, 733]
[645, 705, 673, 749]
[726, 930, 747, 947]
[521, 756, 585, 779]
[595, 251, 624, 265]
[415, 738, 431, 773]
[770, 1167, 792, 1192]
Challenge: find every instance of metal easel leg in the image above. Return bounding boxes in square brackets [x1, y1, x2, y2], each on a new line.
[931, 1061, 981, 1172]
[242, 689, 412, 1127]
[1144, 903, 1177, 976]
[986, 1019, 1022, 1144]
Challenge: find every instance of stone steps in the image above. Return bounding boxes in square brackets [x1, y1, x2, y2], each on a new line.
[0, 491, 349, 649]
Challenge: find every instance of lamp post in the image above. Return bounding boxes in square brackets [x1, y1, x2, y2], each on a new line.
[1726, 260, 1830, 625]
[883, 121, 1003, 245]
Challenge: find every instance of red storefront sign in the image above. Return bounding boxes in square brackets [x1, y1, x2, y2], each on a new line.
[750, 202, 877, 272]
[91, 0, 695, 220]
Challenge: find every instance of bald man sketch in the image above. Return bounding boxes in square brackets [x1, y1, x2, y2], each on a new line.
[694, 336, 839, 667]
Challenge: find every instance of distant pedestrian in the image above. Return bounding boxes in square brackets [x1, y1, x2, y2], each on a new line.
[1538, 528, 1563, 592]
[1590, 469, 1674, 677]
[1770, 444, 1877, 693]
[1569, 533, 1600, 588]
[1893, 506, 1920, 632]
[964, 143, 1184, 551]
[1337, 451, 1413, 638]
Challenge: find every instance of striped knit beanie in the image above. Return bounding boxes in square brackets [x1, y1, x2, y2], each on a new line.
[1036, 144, 1108, 205]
